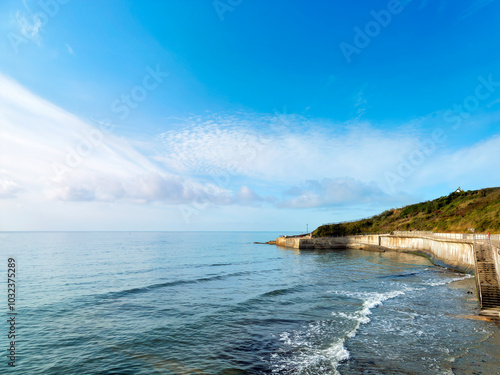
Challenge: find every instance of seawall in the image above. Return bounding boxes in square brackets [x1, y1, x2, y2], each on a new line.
[276, 234, 476, 273]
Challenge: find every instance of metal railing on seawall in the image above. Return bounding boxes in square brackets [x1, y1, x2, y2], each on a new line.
[473, 243, 483, 307]
[295, 231, 500, 243]
[279, 231, 500, 243]
[278, 233, 311, 238]
[316, 232, 390, 238]
[281, 232, 389, 239]
[392, 231, 500, 242]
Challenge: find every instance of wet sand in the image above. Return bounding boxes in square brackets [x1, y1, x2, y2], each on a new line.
[449, 278, 500, 374]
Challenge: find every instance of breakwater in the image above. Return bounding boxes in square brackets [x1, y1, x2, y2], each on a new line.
[277, 232, 500, 317]
[276, 233, 498, 275]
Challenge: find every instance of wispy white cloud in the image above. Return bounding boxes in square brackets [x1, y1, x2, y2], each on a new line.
[460, 0, 495, 19]
[354, 90, 367, 119]
[0, 74, 290, 213]
[21, 0, 31, 13]
[412, 135, 500, 189]
[155, 111, 500, 208]
[156, 112, 419, 187]
[1, 77, 418, 214]
[1, 72, 498, 225]
[65, 43, 74, 55]
[0, 74, 229, 206]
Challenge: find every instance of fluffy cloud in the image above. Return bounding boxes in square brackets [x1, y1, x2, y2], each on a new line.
[279, 178, 388, 209]
[0, 180, 23, 198]
[47, 172, 225, 204]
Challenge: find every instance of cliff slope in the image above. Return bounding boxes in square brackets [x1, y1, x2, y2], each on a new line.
[313, 187, 500, 237]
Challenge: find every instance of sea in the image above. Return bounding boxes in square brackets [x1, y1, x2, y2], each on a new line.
[1, 231, 499, 375]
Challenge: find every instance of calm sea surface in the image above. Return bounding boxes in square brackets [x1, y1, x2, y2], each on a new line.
[1, 232, 498, 374]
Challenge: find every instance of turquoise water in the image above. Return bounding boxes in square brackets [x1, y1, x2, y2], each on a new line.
[0, 232, 498, 374]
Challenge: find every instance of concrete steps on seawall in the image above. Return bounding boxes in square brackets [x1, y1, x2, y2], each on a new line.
[479, 307, 500, 319]
[474, 242, 500, 315]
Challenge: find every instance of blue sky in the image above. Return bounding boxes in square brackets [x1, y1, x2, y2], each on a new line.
[1, 0, 500, 231]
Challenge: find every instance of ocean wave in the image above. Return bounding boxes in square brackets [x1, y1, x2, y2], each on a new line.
[94, 271, 255, 301]
[269, 336, 349, 375]
[331, 289, 408, 338]
[269, 288, 409, 374]
[261, 286, 304, 298]
[377, 269, 431, 279]
[424, 274, 473, 287]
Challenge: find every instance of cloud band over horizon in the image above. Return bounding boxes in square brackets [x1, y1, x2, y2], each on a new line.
[1, 70, 499, 230]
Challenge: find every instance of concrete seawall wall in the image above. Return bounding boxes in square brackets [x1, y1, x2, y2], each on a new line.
[276, 237, 302, 249]
[276, 234, 475, 273]
[276, 235, 382, 250]
[379, 235, 474, 273]
[492, 242, 500, 284]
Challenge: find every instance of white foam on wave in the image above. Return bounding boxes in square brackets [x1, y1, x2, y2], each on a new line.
[270, 319, 350, 374]
[332, 289, 408, 339]
[269, 337, 349, 375]
[269, 288, 409, 374]
[425, 274, 473, 287]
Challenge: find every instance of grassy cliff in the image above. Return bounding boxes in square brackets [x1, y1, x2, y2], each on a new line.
[313, 187, 500, 237]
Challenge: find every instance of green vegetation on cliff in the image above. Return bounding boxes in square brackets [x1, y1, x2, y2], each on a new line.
[313, 187, 500, 237]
